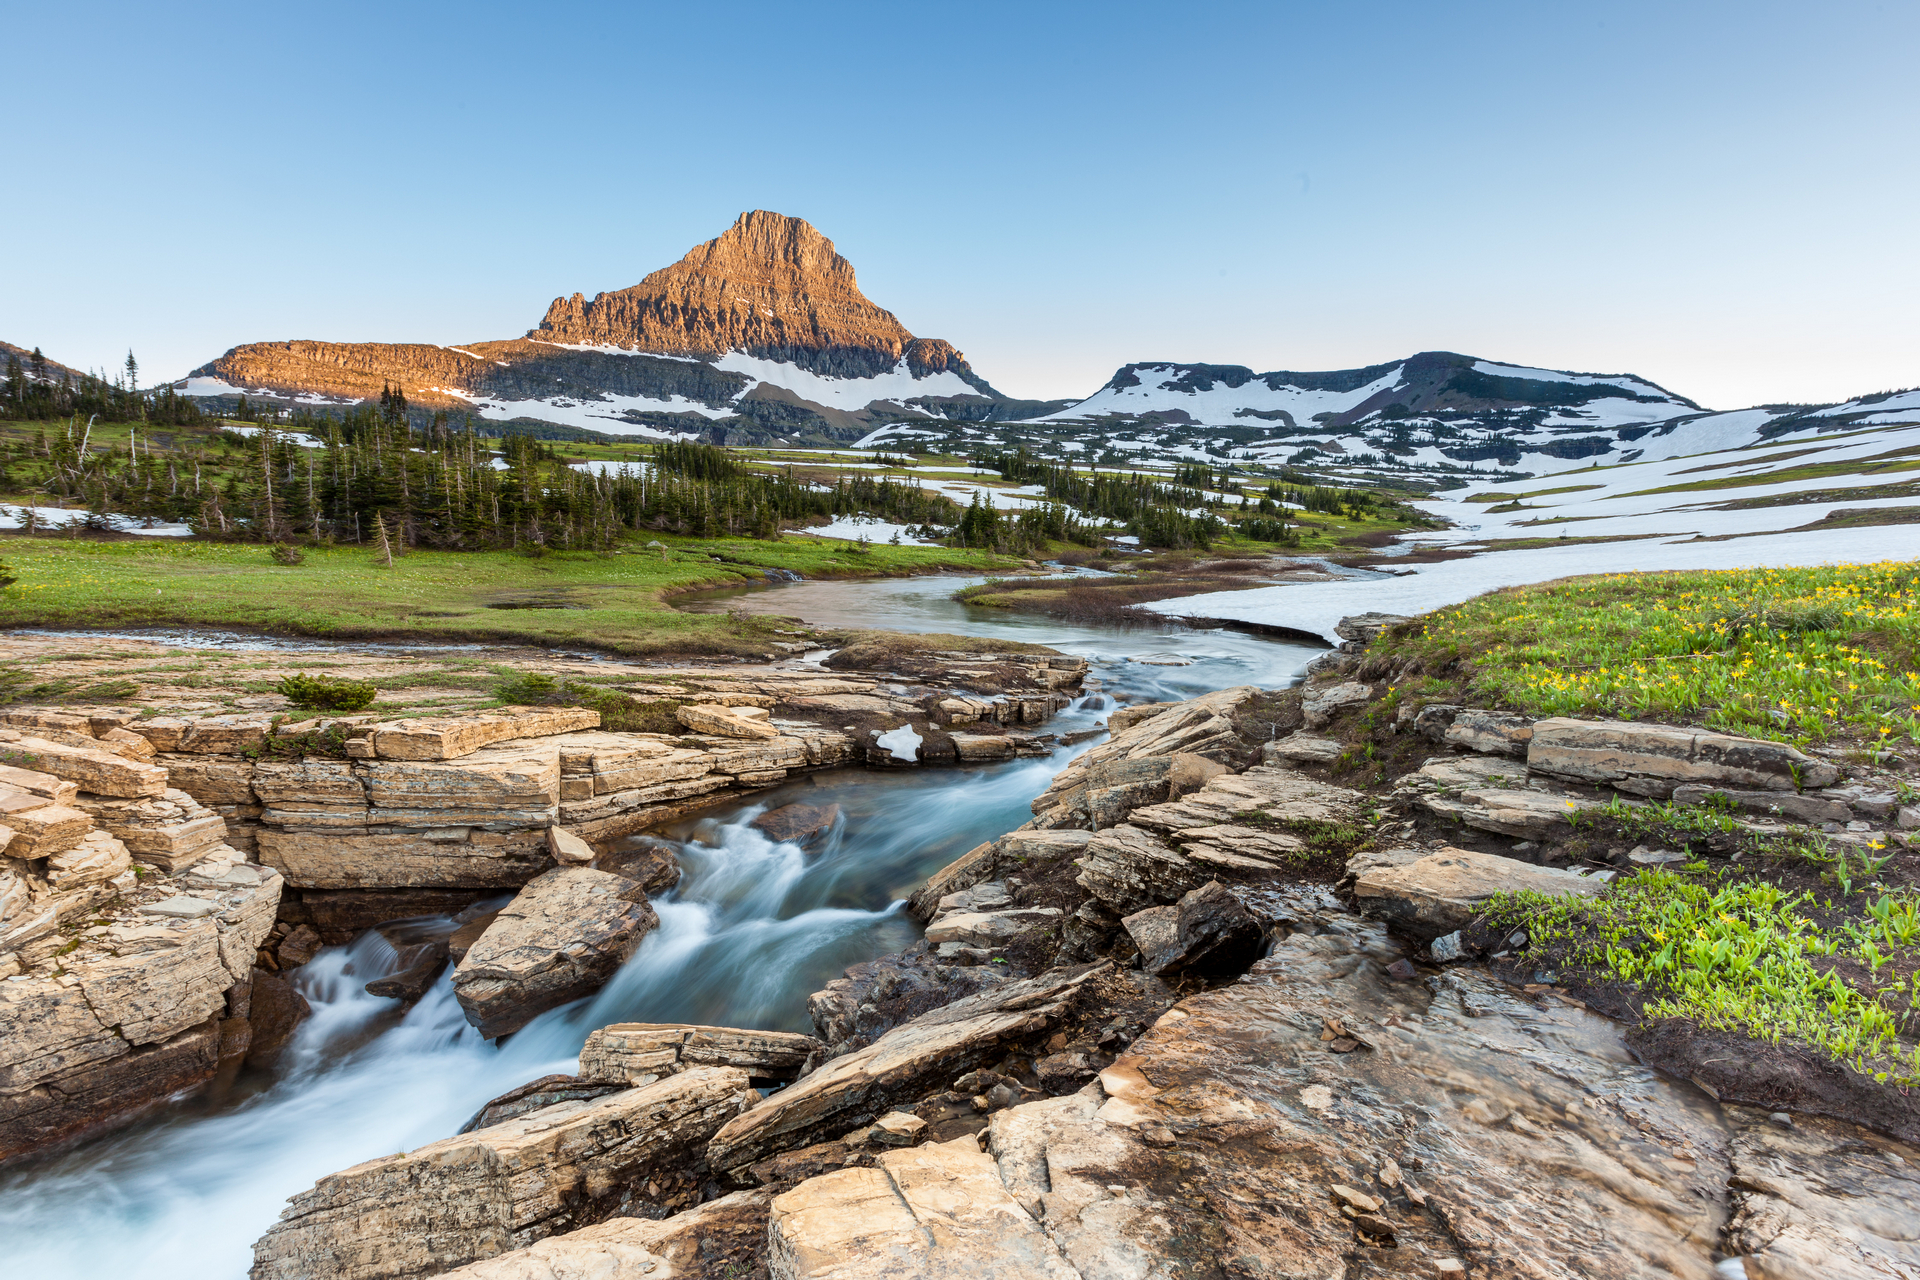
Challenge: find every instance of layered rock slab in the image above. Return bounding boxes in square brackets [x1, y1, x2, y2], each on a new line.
[1352, 846, 1603, 941]
[767, 1136, 1077, 1280]
[250, 1066, 754, 1280]
[433, 1190, 773, 1280]
[452, 868, 658, 1039]
[707, 964, 1108, 1174]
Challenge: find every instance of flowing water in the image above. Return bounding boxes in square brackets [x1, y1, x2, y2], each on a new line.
[0, 577, 1323, 1279]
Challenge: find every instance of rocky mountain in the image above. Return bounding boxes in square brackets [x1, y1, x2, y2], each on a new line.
[860, 349, 1789, 486]
[2, 340, 90, 385]
[179, 212, 1067, 445]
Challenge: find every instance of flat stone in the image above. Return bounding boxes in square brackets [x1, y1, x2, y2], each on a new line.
[431, 1190, 771, 1280]
[767, 1136, 1076, 1280]
[366, 708, 601, 761]
[578, 1022, 819, 1084]
[139, 895, 221, 919]
[676, 703, 780, 739]
[1301, 680, 1371, 729]
[924, 907, 1062, 948]
[1528, 717, 1839, 797]
[1263, 733, 1343, 765]
[1353, 847, 1602, 941]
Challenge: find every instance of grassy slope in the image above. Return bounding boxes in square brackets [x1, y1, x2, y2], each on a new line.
[1319, 563, 1920, 1090]
[1372, 561, 1920, 748]
[0, 532, 1024, 657]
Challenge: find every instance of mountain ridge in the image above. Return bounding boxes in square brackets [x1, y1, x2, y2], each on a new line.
[178, 212, 1034, 444]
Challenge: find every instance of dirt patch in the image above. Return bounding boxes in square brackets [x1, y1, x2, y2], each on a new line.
[1629, 1019, 1920, 1147]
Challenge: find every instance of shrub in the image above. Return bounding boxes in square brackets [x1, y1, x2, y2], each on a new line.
[269, 543, 305, 565]
[495, 671, 557, 703]
[0, 559, 15, 589]
[279, 672, 378, 712]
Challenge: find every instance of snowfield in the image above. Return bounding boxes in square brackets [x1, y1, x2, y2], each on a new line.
[1148, 524, 1920, 645]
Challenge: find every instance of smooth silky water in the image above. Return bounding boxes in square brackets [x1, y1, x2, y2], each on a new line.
[0, 576, 1323, 1278]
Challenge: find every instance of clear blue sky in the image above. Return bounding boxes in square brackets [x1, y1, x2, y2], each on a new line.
[4, 0, 1914, 408]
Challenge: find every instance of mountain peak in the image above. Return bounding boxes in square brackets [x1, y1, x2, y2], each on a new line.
[530, 210, 932, 379]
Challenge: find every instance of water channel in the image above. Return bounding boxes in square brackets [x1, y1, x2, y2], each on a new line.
[0, 575, 1323, 1279]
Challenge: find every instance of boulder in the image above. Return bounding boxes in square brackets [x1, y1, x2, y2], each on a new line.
[1527, 717, 1839, 797]
[906, 829, 1090, 922]
[766, 1136, 1076, 1280]
[1442, 709, 1535, 758]
[1418, 785, 1606, 840]
[0, 870, 281, 1158]
[1262, 733, 1342, 765]
[676, 703, 780, 740]
[591, 839, 681, 895]
[45, 830, 133, 890]
[578, 1023, 820, 1085]
[433, 1190, 772, 1280]
[542, 826, 594, 866]
[750, 802, 841, 846]
[1333, 611, 1410, 645]
[1300, 680, 1371, 729]
[2, 802, 94, 858]
[248, 1066, 752, 1280]
[925, 907, 1063, 948]
[1126, 765, 1364, 835]
[1124, 880, 1263, 978]
[0, 763, 80, 805]
[705, 964, 1109, 1174]
[452, 868, 659, 1038]
[1352, 847, 1603, 941]
[1076, 824, 1198, 916]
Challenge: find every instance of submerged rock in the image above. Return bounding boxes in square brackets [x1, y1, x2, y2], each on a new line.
[750, 802, 841, 846]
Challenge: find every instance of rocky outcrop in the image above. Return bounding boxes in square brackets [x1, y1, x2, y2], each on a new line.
[578, 1023, 820, 1085]
[451, 868, 659, 1038]
[706, 965, 1109, 1175]
[767, 1136, 1077, 1280]
[434, 1190, 772, 1280]
[250, 1067, 755, 1280]
[1352, 846, 1604, 942]
[531, 211, 995, 388]
[187, 212, 1021, 443]
[1, 862, 280, 1159]
[1029, 685, 1262, 828]
[1527, 717, 1840, 797]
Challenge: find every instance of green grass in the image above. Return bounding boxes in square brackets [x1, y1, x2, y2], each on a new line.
[1377, 562, 1920, 746]
[1485, 868, 1920, 1084]
[0, 532, 1020, 657]
[1616, 445, 1920, 498]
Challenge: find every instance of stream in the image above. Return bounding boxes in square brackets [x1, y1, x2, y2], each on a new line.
[0, 577, 1322, 1279]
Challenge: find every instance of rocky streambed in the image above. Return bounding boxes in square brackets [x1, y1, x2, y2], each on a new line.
[4, 609, 1916, 1279]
